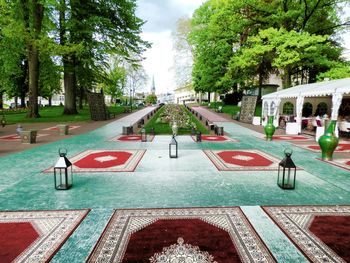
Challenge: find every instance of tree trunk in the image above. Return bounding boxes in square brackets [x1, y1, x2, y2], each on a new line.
[0, 92, 3, 109]
[63, 55, 78, 114]
[78, 86, 84, 109]
[48, 96, 52, 106]
[282, 68, 292, 89]
[27, 43, 40, 117]
[21, 0, 43, 118]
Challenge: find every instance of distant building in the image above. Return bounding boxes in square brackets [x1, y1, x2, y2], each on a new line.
[157, 92, 174, 104]
[174, 84, 207, 104]
[151, 76, 156, 94]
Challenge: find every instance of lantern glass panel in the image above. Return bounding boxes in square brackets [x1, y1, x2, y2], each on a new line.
[277, 149, 296, 189]
[169, 136, 178, 158]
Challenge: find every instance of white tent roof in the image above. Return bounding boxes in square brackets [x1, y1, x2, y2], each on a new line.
[262, 78, 350, 99]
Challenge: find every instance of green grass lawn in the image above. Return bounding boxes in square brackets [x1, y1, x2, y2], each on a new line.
[143, 105, 210, 135]
[0, 105, 129, 125]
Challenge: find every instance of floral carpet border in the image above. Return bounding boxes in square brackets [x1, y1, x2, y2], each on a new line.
[0, 209, 89, 262]
[316, 157, 350, 171]
[203, 149, 282, 171]
[87, 207, 276, 263]
[262, 205, 350, 263]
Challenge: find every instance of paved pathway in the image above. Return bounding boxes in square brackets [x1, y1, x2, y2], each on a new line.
[191, 106, 231, 122]
[0, 106, 349, 262]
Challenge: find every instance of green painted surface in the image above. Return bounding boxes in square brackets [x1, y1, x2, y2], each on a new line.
[0, 115, 349, 262]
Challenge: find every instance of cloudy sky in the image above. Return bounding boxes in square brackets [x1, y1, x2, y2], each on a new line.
[136, 1, 350, 95]
[136, 0, 204, 94]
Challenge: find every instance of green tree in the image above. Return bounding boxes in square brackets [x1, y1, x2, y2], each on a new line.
[103, 60, 126, 103]
[58, 0, 150, 115]
[145, 94, 157, 105]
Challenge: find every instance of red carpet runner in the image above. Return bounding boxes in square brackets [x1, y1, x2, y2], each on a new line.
[258, 135, 312, 141]
[109, 134, 155, 142]
[295, 142, 350, 153]
[45, 149, 146, 172]
[191, 135, 237, 142]
[204, 149, 281, 171]
[263, 206, 350, 263]
[0, 209, 89, 262]
[87, 207, 276, 262]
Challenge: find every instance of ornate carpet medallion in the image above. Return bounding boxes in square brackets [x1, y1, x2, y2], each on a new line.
[295, 142, 350, 153]
[109, 134, 155, 142]
[87, 207, 276, 263]
[0, 209, 89, 262]
[191, 135, 237, 142]
[317, 158, 350, 171]
[45, 149, 146, 172]
[204, 149, 282, 171]
[263, 206, 350, 263]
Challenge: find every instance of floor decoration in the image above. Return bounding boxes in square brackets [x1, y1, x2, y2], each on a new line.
[45, 149, 146, 172]
[259, 135, 312, 141]
[109, 134, 155, 142]
[263, 206, 350, 263]
[87, 207, 276, 263]
[295, 142, 350, 153]
[0, 209, 89, 263]
[0, 133, 49, 141]
[42, 125, 81, 131]
[191, 135, 237, 142]
[317, 158, 350, 171]
[204, 149, 282, 171]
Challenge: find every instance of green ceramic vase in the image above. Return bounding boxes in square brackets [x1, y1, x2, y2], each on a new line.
[318, 120, 339, 161]
[264, 116, 275, 141]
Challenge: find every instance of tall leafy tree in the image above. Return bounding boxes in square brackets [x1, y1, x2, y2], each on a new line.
[19, 0, 44, 117]
[58, 0, 150, 115]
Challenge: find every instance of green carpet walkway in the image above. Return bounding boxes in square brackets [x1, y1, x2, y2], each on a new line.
[0, 107, 349, 262]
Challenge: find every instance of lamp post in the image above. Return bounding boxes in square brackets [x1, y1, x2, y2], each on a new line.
[196, 131, 202, 142]
[141, 128, 147, 142]
[54, 148, 73, 190]
[169, 135, 178, 158]
[277, 149, 297, 189]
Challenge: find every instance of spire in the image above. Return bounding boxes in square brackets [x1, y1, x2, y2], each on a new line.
[151, 75, 156, 94]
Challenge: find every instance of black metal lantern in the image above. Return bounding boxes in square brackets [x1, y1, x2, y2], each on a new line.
[54, 148, 73, 190]
[277, 149, 297, 189]
[196, 131, 202, 142]
[141, 128, 147, 142]
[169, 135, 178, 158]
[150, 127, 155, 136]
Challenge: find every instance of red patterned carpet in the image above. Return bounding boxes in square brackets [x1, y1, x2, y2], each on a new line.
[318, 158, 350, 171]
[109, 134, 155, 142]
[204, 149, 282, 171]
[0, 209, 89, 262]
[263, 206, 350, 263]
[45, 149, 146, 172]
[0, 133, 49, 141]
[258, 135, 312, 141]
[191, 135, 237, 142]
[295, 142, 350, 153]
[87, 207, 276, 262]
[42, 125, 81, 131]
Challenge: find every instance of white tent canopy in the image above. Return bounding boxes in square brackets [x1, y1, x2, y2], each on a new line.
[261, 78, 350, 132]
